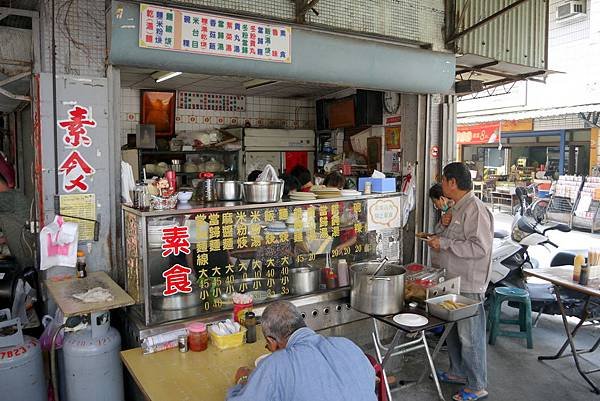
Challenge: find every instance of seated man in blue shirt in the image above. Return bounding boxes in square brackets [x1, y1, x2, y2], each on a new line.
[227, 300, 377, 401]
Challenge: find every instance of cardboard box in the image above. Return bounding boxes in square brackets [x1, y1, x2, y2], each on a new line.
[358, 177, 396, 193]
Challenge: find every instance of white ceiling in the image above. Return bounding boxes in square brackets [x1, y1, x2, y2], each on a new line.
[119, 66, 346, 99]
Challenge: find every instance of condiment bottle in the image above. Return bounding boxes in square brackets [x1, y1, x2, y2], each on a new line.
[337, 259, 349, 287]
[244, 312, 257, 344]
[76, 251, 87, 278]
[364, 181, 372, 194]
[187, 322, 209, 352]
[579, 264, 590, 286]
[573, 254, 585, 282]
[326, 269, 338, 289]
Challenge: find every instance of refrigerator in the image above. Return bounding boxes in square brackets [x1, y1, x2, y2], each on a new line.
[228, 128, 316, 180]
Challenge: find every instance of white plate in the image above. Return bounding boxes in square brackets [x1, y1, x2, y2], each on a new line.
[255, 353, 271, 367]
[392, 313, 429, 327]
[341, 190, 361, 197]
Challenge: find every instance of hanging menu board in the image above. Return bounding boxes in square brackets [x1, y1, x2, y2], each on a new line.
[139, 3, 292, 63]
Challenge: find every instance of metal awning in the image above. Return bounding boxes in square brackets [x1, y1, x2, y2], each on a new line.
[455, 53, 555, 94]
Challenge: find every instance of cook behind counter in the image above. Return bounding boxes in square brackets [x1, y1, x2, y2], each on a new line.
[227, 327, 377, 401]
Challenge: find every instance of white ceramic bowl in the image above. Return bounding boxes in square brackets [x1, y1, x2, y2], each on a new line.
[177, 191, 193, 203]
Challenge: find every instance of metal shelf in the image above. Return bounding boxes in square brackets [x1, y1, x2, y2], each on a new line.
[140, 149, 238, 155]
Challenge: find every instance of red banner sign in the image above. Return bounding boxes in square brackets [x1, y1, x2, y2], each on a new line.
[457, 122, 501, 145]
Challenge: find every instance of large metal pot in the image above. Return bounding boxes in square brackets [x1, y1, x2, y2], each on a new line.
[242, 181, 284, 203]
[289, 266, 320, 295]
[151, 284, 201, 311]
[350, 261, 406, 315]
[215, 180, 242, 201]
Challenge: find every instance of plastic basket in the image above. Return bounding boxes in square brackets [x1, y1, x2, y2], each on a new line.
[209, 326, 247, 350]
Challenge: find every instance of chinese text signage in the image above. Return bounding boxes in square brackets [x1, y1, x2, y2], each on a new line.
[139, 3, 291, 63]
[457, 122, 501, 145]
[367, 197, 401, 230]
[57, 106, 96, 192]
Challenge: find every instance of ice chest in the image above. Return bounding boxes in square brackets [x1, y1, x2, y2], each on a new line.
[358, 177, 396, 193]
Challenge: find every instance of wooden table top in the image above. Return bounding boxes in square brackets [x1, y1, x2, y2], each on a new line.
[45, 271, 134, 316]
[121, 329, 268, 401]
[524, 266, 600, 298]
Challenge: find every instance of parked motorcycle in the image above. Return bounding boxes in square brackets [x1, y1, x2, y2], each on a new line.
[489, 187, 597, 321]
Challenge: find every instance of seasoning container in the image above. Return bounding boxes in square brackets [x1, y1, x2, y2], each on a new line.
[187, 322, 209, 352]
[579, 264, 590, 286]
[244, 312, 257, 344]
[364, 181, 372, 194]
[573, 254, 585, 282]
[232, 293, 253, 324]
[326, 269, 338, 289]
[76, 251, 87, 278]
[178, 335, 188, 353]
[337, 259, 349, 287]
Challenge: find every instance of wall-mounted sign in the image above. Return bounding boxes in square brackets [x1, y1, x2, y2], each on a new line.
[385, 126, 401, 150]
[385, 115, 401, 125]
[139, 3, 291, 63]
[367, 197, 402, 231]
[178, 91, 246, 112]
[502, 119, 533, 132]
[57, 105, 96, 193]
[457, 122, 501, 145]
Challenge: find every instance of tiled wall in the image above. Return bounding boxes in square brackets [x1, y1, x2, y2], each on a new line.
[120, 88, 316, 144]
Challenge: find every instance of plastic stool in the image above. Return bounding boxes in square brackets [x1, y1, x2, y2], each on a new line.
[488, 287, 533, 349]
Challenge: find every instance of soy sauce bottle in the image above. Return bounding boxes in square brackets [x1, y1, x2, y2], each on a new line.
[76, 251, 87, 278]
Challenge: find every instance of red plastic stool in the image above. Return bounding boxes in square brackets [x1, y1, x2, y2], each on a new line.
[365, 353, 388, 401]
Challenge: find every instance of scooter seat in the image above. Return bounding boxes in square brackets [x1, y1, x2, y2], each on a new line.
[494, 229, 509, 239]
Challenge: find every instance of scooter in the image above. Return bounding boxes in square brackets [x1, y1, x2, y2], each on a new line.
[488, 188, 597, 322]
[488, 187, 570, 300]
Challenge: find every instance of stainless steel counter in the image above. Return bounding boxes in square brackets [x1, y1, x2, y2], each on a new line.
[123, 192, 403, 217]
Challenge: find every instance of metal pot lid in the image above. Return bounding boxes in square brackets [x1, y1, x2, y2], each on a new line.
[350, 262, 406, 276]
[289, 266, 319, 273]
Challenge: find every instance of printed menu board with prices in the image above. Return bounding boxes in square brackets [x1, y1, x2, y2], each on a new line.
[152, 200, 377, 313]
[139, 3, 291, 63]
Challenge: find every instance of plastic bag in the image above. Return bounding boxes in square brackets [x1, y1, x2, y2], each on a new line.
[257, 164, 279, 182]
[39, 216, 78, 270]
[11, 279, 31, 326]
[401, 165, 415, 227]
[40, 309, 65, 351]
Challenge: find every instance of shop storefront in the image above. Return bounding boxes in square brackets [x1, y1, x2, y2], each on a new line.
[100, 3, 456, 398]
[459, 121, 592, 180]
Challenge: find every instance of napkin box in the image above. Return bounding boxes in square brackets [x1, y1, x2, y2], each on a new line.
[358, 177, 396, 193]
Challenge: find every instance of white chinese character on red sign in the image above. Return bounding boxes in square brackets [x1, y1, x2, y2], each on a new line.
[161, 226, 191, 257]
[58, 106, 96, 148]
[162, 264, 192, 296]
[58, 150, 96, 192]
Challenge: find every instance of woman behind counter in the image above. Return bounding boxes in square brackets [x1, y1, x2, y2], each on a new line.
[290, 165, 313, 192]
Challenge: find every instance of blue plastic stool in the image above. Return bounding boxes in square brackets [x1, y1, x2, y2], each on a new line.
[488, 287, 533, 349]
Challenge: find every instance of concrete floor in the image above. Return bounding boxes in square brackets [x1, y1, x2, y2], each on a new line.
[324, 309, 600, 401]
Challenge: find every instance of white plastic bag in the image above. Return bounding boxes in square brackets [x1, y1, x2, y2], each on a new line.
[39, 216, 79, 270]
[401, 165, 415, 228]
[257, 164, 280, 182]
